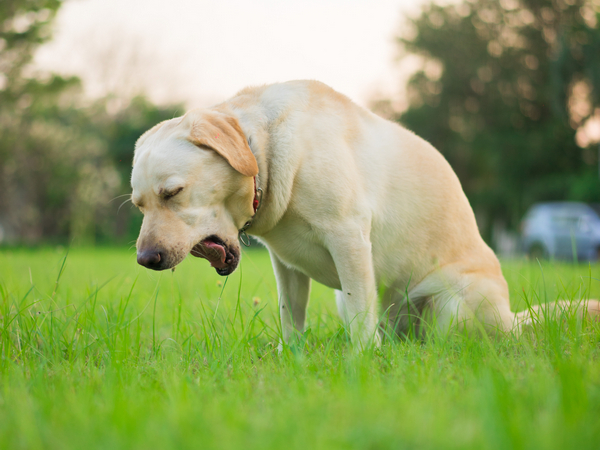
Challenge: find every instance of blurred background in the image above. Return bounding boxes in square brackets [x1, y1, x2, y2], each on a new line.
[1, 0, 599, 257]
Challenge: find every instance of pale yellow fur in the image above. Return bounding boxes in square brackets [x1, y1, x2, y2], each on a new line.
[131, 80, 599, 348]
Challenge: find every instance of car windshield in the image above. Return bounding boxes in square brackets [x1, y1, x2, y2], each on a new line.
[590, 204, 600, 219]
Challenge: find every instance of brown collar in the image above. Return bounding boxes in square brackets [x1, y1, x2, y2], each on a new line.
[238, 176, 263, 246]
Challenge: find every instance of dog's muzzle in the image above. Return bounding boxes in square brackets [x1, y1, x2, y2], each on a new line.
[190, 235, 240, 276]
[137, 248, 165, 270]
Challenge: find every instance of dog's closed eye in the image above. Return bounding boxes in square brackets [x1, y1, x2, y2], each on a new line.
[163, 187, 183, 200]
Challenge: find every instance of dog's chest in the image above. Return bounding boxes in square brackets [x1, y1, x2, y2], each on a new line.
[259, 217, 342, 290]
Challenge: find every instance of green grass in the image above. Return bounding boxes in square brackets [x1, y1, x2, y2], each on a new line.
[1, 246, 599, 450]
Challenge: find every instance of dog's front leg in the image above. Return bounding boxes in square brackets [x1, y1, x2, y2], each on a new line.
[269, 250, 311, 348]
[327, 230, 380, 350]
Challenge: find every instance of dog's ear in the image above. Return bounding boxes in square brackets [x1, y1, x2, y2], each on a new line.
[186, 111, 258, 177]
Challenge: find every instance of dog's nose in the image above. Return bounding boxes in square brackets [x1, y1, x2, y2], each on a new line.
[137, 249, 163, 269]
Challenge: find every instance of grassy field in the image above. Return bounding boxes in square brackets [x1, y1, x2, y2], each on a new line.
[1, 246, 599, 450]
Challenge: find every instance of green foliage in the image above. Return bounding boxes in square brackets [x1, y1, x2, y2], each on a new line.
[0, 0, 62, 97]
[398, 0, 600, 239]
[98, 96, 184, 183]
[0, 1, 182, 245]
[1, 248, 600, 449]
[80, 96, 184, 244]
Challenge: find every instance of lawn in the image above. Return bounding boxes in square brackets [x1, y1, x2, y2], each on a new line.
[1, 246, 599, 450]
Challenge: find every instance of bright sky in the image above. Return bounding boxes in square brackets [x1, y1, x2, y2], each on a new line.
[34, 0, 426, 109]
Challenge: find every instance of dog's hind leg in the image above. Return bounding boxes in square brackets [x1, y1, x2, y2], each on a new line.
[410, 267, 514, 338]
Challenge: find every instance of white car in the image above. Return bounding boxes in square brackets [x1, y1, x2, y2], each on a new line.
[521, 202, 600, 261]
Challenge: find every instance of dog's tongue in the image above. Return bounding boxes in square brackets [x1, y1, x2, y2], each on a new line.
[191, 239, 227, 269]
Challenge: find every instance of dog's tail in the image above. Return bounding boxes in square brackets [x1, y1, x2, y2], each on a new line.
[514, 299, 600, 328]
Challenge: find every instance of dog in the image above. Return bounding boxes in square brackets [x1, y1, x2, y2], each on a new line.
[131, 80, 599, 348]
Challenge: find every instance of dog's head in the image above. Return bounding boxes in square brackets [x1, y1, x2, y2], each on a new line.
[131, 109, 258, 275]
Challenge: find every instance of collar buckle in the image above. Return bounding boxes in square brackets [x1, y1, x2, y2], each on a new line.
[239, 229, 251, 247]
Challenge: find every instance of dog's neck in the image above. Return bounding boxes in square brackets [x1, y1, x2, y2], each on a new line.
[214, 103, 293, 237]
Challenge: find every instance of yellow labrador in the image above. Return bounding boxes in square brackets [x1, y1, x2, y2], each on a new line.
[131, 80, 599, 347]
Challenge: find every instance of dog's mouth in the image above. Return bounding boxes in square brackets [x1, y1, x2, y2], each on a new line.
[190, 235, 239, 276]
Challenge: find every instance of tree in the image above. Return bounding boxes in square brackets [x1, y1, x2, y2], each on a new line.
[0, 1, 182, 245]
[397, 0, 600, 241]
[89, 95, 183, 244]
[0, 0, 62, 98]
[0, 0, 116, 244]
